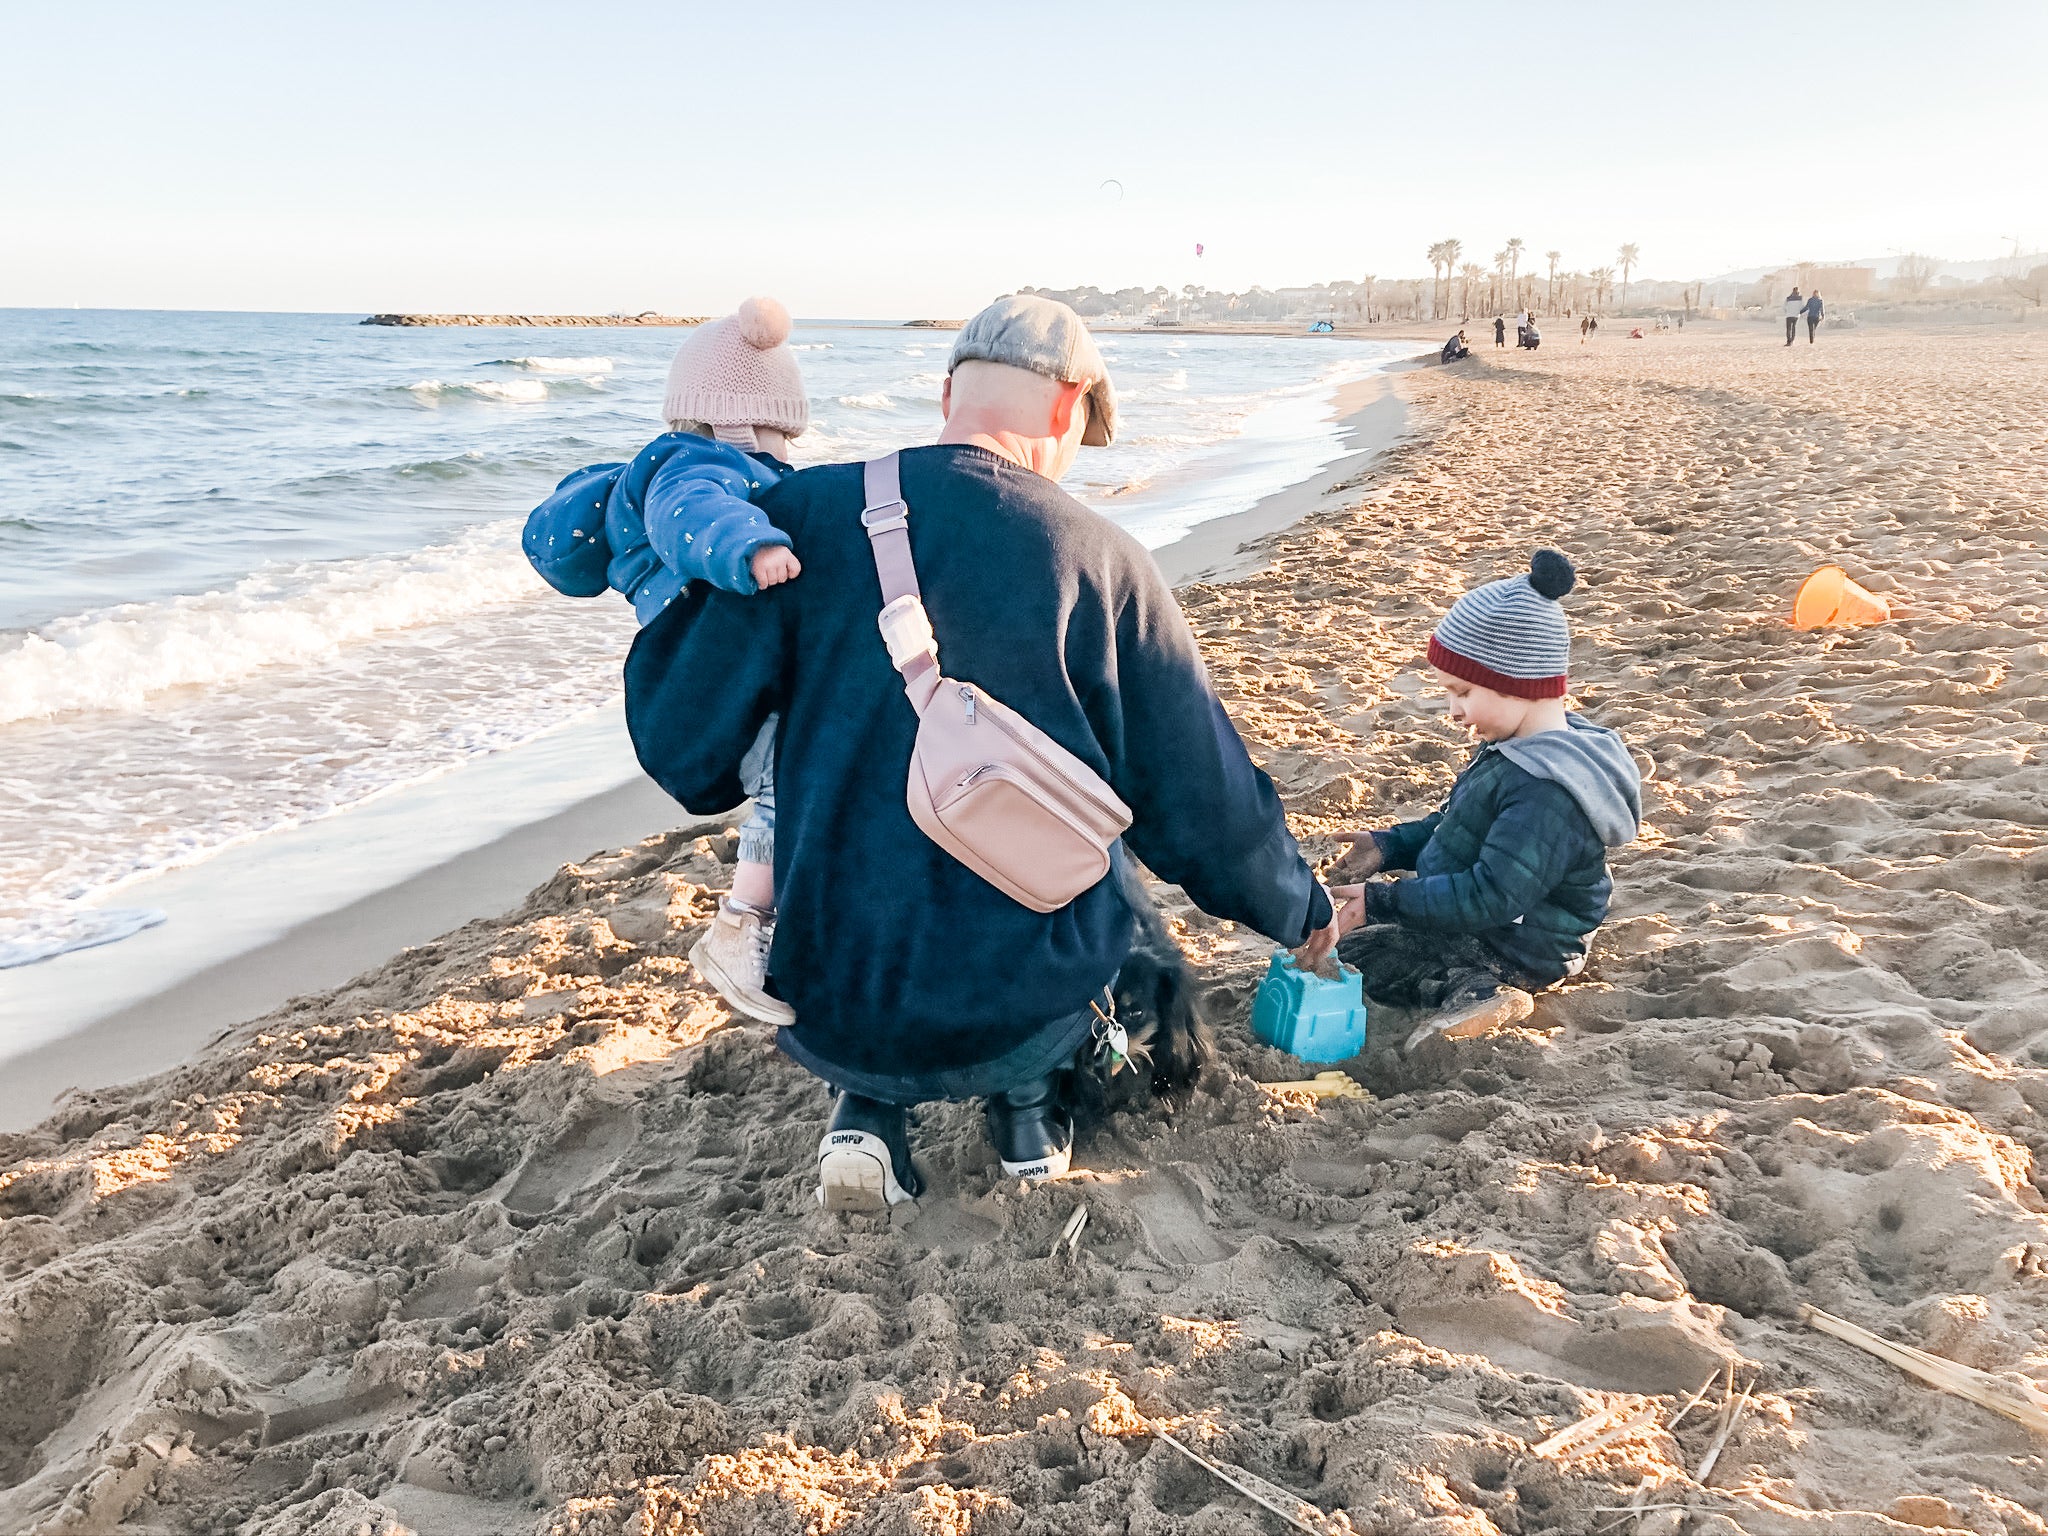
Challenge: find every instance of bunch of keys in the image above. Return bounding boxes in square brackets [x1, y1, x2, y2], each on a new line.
[1088, 996, 1129, 1076]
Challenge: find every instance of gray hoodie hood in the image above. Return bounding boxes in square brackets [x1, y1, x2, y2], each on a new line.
[1493, 715, 1642, 847]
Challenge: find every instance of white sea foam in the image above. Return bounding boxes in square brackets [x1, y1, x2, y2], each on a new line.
[0, 525, 548, 724]
[837, 392, 896, 409]
[0, 906, 165, 970]
[494, 356, 616, 373]
[408, 377, 550, 403]
[790, 343, 833, 351]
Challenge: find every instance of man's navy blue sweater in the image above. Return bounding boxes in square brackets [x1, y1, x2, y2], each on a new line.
[624, 445, 1329, 1096]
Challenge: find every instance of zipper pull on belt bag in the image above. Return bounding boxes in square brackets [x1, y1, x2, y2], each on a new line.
[862, 453, 1132, 913]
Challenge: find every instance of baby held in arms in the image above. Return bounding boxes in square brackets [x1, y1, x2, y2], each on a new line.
[521, 297, 809, 1027]
[1325, 550, 1641, 1047]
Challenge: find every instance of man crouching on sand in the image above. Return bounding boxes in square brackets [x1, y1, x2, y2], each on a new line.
[625, 295, 1335, 1211]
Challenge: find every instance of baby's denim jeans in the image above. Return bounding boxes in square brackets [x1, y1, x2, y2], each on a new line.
[736, 714, 777, 865]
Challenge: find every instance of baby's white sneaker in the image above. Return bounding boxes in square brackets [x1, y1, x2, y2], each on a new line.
[690, 896, 795, 1026]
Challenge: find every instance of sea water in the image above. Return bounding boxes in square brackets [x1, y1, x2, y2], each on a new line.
[0, 310, 1413, 991]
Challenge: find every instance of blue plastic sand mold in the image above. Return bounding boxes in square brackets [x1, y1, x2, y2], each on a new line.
[1250, 951, 1370, 1063]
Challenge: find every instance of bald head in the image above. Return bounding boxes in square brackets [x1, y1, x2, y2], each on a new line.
[938, 361, 1091, 481]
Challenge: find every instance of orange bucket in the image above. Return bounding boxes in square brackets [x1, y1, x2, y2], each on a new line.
[1793, 565, 1890, 630]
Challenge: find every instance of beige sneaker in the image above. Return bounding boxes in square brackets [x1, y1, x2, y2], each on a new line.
[1402, 986, 1535, 1054]
[690, 898, 795, 1026]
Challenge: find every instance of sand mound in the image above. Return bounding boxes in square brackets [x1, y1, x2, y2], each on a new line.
[3, 327, 2045, 1533]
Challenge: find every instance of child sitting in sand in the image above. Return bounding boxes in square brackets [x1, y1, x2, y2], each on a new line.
[523, 297, 808, 1027]
[1326, 550, 1641, 1045]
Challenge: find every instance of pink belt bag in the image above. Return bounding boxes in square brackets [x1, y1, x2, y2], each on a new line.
[862, 454, 1132, 913]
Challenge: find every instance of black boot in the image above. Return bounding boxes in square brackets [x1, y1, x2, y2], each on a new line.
[986, 1073, 1074, 1182]
[818, 1092, 925, 1211]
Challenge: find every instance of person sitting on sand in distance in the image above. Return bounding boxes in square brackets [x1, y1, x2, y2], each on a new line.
[522, 297, 809, 1030]
[1323, 551, 1640, 1045]
[1442, 329, 1471, 363]
[625, 295, 1336, 1211]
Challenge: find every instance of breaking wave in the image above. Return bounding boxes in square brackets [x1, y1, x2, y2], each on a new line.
[408, 377, 551, 403]
[0, 524, 547, 724]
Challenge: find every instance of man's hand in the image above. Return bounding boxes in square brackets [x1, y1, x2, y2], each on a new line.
[1294, 883, 1367, 974]
[751, 546, 801, 589]
[1328, 831, 1384, 882]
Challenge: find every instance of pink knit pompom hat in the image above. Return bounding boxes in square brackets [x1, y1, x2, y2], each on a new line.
[662, 296, 810, 439]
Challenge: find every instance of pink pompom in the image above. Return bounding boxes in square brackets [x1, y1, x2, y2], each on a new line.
[735, 296, 792, 349]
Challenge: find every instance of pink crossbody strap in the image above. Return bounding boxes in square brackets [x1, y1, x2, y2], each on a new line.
[862, 454, 936, 690]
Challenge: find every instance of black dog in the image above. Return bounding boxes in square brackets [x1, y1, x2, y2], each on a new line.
[1068, 858, 1216, 1123]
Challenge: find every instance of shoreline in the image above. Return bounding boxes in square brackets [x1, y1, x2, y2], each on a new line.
[1150, 367, 1414, 586]
[0, 368, 1418, 1132]
[0, 776, 692, 1131]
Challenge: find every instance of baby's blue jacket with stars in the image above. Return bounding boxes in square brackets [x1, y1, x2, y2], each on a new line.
[522, 433, 793, 623]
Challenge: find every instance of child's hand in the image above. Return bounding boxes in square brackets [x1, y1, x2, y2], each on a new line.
[1328, 831, 1384, 882]
[751, 546, 801, 589]
[1294, 884, 1366, 975]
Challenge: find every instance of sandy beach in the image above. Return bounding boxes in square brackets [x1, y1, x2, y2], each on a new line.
[4, 324, 2046, 1534]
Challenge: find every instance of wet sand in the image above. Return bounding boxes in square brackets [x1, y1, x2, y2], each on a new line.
[4, 325, 2045, 1534]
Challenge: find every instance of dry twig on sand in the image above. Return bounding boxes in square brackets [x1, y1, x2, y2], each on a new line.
[1048, 1204, 1088, 1262]
[1530, 1403, 1660, 1461]
[1694, 1367, 1754, 1487]
[1155, 1430, 1337, 1534]
[1802, 1306, 2048, 1436]
[1663, 1370, 1722, 1435]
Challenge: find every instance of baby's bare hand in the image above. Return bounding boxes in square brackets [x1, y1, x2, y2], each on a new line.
[1328, 831, 1384, 882]
[751, 546, 801, 589]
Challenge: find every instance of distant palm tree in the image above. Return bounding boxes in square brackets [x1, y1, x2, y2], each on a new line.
[1426, 242, 1448, 319]
[1459, 263, 1485, 317]
[1359, 273, 1376, 322]
[1440, 239, 1463, 319]
[1546, 250, 1562, 311]
[1618, 243, 1641, 308]
[1506, 238, 1525, 300]
[1592, 265, 1616, 309]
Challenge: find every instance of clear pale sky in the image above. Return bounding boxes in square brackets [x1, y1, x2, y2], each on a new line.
[3, 0, 2041, 316]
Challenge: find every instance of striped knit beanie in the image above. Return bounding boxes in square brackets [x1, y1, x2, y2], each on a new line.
[1427, 550, 1577, 699]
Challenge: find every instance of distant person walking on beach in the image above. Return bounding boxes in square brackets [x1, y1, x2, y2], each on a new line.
[523, 298, 810, 1028]
[1804, 290, 1824, 342]
[1580, 315, 1591, 345]
[1495, 316, 1507, 348]
[1784, 287, 1804, 346]
[626, 295, 1335, 1211]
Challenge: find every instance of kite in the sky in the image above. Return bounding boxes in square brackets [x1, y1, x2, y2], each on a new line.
[1195, 243, 1205, 257]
